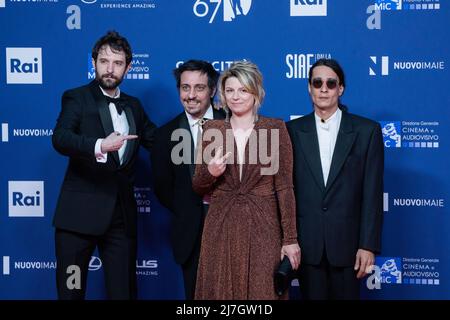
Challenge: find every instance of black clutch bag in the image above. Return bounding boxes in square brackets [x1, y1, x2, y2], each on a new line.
[274, 256, 295, 296]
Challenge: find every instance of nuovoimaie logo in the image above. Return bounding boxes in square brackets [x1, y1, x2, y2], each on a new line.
[1, 123, 8, 142]
[370, 55, 444, 76]
[369, 56, 389, 76]
[6, 47, 42, 84]
[3, 256, 10, 275]
[387, 192, 444, 210]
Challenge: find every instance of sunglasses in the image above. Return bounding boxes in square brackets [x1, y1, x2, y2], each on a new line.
[311, 78, 339, 90]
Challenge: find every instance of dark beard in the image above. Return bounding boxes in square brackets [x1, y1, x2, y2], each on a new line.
[95, 71, 124, 91]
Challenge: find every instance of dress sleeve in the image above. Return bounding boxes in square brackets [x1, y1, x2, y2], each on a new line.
[274, 120, 298, 246]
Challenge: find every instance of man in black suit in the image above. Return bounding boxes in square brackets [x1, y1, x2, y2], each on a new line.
[287, 59, 384, 299]
[151, 60, 224, 299]
[52, 31, 156, 300]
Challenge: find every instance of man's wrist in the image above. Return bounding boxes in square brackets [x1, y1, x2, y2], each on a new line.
[95, 138, 107, 163]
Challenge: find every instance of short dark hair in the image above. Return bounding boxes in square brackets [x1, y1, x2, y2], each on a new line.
[308, 58, 346, 89]
[92, 30, 132, 66]
[173, 60, 220, 90]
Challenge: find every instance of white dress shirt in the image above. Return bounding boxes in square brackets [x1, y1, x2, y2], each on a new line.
[315, 108, 342, 186]
[94, 87, 130, 164]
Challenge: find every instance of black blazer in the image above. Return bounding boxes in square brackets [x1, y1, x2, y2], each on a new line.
[287, 110, 384, 267]
[52, 80, 156, 237]
[151, 109, 225, 265]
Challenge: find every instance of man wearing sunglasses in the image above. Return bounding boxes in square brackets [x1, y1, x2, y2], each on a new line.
[287, 58, 384, 299]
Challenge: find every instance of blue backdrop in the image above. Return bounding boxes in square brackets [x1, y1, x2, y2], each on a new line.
[0, 0, 449, 299]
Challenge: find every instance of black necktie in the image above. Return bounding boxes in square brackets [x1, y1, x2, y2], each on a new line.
[105, 96, 126, 115]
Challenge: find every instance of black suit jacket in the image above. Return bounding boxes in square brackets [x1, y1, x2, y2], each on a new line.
[287, 110, 384, 267]
[151, 109, 225, 265]
[52, 80, 156, 237]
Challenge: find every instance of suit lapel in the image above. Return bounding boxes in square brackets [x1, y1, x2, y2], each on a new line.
[90, 82, 120, 166]
[297, 113, 326, 192]
[177, 114, 196, 178]
[325, 111, 356, 192]
[120, 102, 137, 167]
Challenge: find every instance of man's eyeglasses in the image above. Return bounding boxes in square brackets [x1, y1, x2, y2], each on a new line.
[311, 78, 339, 90]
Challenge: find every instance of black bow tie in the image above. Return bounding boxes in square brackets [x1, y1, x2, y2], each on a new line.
[105, 96, 126, 115]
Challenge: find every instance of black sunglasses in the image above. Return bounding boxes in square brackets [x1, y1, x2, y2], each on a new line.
[311, 78, 339, 90]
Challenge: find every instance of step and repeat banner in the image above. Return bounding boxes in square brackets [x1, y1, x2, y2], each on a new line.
[0, 0, 449, 299]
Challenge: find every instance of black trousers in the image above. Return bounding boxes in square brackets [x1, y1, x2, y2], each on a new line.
[55, 200, 137, 300]
[299, 250, 360, 300]
[181, 203, 209, 300]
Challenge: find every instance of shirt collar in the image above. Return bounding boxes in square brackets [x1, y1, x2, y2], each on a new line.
[99, 86, 121, 99]
[185, 105, 214, 127]
[315, 108, 341, 129]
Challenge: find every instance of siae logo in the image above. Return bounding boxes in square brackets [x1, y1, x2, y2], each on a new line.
[290, 0, 327, 17]
[285, 53, 331, 79]
[6, 48, 42, 84]
[8, 181, 44, 217]
[369, 56, 389, 76]
[193, 0, 252, 23]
